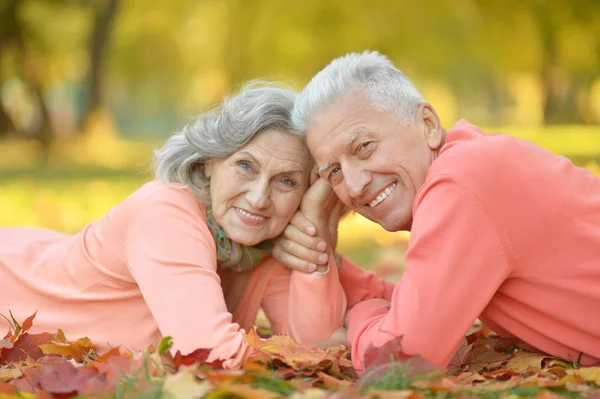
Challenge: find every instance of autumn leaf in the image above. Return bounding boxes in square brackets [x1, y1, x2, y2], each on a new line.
[17, 358, 109, 397]
[0, 332, 54, 364]
[162, 366, 214, 399]
[38, 329, 96, 362]
[243, 328, 347, 371]
[571, 366, 600, 384]
[20, 312, 37, 334]
[361, 335, 441, 378]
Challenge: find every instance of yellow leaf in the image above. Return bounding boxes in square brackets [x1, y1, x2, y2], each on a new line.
[162, 367, 214, 399]
[571, 366, 600, 384]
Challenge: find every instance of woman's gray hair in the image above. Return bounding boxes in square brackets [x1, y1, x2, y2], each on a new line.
[292, 50, 426, 135]
[153, 80, 298, 202]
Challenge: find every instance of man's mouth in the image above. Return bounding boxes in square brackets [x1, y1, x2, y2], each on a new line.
[368, 183, 397, 208]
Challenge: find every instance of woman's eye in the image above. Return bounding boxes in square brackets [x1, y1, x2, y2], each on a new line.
[360, 141, 372, 150]
[237, 161, 251, 171]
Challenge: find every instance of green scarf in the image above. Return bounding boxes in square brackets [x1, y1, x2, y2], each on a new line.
[206, 206, 273, 272]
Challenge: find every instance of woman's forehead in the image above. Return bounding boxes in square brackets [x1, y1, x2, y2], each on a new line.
[235, 130, 312, 172]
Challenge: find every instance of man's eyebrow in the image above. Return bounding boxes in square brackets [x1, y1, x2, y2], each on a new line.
[318, 161, 332, 175]
[344, 127, 366, 152]
[318, 127, 367, 176]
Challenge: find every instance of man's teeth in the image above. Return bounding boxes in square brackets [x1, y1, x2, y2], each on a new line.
[238, 208, 266, 220]
[369, 183, 397, 208]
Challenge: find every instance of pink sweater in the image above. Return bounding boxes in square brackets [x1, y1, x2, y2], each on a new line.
[347, 120, 600, 373]
[0, 181, 346, 367]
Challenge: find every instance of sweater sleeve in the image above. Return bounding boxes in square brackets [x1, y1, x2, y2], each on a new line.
[260, 261, 292, 336]
[347, 175, 513, 373]
[125, 189, 250, 368]
[286, 252, 347, 343]
[339, 256, 396, 307]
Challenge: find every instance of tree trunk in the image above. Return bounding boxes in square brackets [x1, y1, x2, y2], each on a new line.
[83, 0, 120, 128]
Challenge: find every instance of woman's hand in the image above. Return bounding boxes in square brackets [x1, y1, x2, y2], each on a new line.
[273, 177, 345, 273]
[310, 327, 348, 350]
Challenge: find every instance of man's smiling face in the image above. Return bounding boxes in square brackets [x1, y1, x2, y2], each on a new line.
[306, 90, 442, 232]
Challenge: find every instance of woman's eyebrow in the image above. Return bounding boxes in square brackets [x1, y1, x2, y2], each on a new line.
[237, 151, 261, 166]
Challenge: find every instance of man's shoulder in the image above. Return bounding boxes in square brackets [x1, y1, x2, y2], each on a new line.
[431, 121, 529, 181]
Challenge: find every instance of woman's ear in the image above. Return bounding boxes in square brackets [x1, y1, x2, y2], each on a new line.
[204, 161, 212, 179]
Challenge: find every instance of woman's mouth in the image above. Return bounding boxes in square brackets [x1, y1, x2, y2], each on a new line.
[235, 207, 268, 226]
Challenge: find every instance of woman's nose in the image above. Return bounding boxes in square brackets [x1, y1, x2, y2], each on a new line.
[247, 180, 271, 209]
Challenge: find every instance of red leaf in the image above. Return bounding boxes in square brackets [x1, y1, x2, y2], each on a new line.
[21, 359, 108, 397]
[21, 311, 37, 333]
[173, 348, 223, 369]
[0, 332, 54, 364]
[361, 335, 442, 382]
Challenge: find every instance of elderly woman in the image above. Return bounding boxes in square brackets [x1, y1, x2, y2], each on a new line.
[274, 51, 600, 374]
[0, 82, 346, 368]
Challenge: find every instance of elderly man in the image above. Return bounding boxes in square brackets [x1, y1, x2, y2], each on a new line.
[273, 51, 600, 374]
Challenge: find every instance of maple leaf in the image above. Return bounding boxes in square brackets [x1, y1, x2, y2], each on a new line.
[171, 348, 223, 369]
[38, 329, 96, 362]
[16, 358, 108, 397]
[0, 339, 13, 350]
[0, 332, 54, 364]
[243, 329, 346, 371]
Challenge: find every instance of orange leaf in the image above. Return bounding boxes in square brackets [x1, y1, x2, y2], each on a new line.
[20, 311, 37, 334]
[243, 329, 345, 371]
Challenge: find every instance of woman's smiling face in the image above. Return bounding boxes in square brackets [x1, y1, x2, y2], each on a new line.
[205, 128, 312, 246]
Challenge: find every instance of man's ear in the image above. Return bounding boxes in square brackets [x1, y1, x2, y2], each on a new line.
[419, 103, 444, 151]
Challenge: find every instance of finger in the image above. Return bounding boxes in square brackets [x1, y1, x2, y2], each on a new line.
[301, 178, 335, 215]
[290, 210, 317, 236]
[310, 163, 320, 185]
[278, 236, 329, 265]
[284, 224, 328, 252]
[272, 244, 318, 273]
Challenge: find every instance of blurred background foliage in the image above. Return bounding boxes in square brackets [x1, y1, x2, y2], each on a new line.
[1, 0, 599, 272]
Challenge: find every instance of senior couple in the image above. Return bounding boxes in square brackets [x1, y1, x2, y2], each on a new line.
[0, 51, 598, 373]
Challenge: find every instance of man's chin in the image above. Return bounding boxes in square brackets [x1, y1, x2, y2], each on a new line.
[359, 211, 406, 233]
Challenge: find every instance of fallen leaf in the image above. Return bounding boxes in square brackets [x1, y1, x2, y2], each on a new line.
[0, 332, 54, 364]
[162, 366, 214, 399]
[244, 329, 346, 371]
[19, 358, 108, 396]
[571, 366, 600, 384]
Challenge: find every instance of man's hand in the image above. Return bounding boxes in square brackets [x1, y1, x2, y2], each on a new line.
[273, 177, 345, 273]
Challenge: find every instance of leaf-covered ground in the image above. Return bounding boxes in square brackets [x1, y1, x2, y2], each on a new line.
[0, 313, 598, 399]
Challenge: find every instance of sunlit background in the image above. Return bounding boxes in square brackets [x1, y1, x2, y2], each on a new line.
[1, 0, 599, 275]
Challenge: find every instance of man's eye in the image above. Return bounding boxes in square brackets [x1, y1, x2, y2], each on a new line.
[280, 177, 296, 187]
[360, 141, 373, 150]
[329, 166, 341, 177]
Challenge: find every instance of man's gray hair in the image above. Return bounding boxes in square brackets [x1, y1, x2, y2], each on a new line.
[292, 51, 426, 134]
[153, 80, 298, 202]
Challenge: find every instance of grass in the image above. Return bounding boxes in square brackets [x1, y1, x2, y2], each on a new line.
[1, 125, 599, 267]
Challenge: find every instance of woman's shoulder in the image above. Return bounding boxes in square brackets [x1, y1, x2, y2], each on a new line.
[127, 180, 207, 217]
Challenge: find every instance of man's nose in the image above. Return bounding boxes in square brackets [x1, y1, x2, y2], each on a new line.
[343, 162, 371, 200]
[247, 179, 271, 209]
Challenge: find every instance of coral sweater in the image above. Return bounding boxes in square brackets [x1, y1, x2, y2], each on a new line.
[0, 181, 346, 367]
[347, 120, 600, 373]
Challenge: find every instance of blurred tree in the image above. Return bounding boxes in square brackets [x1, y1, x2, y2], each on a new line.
[83, 0, 121, 130]
[0, 0, 53, 153]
